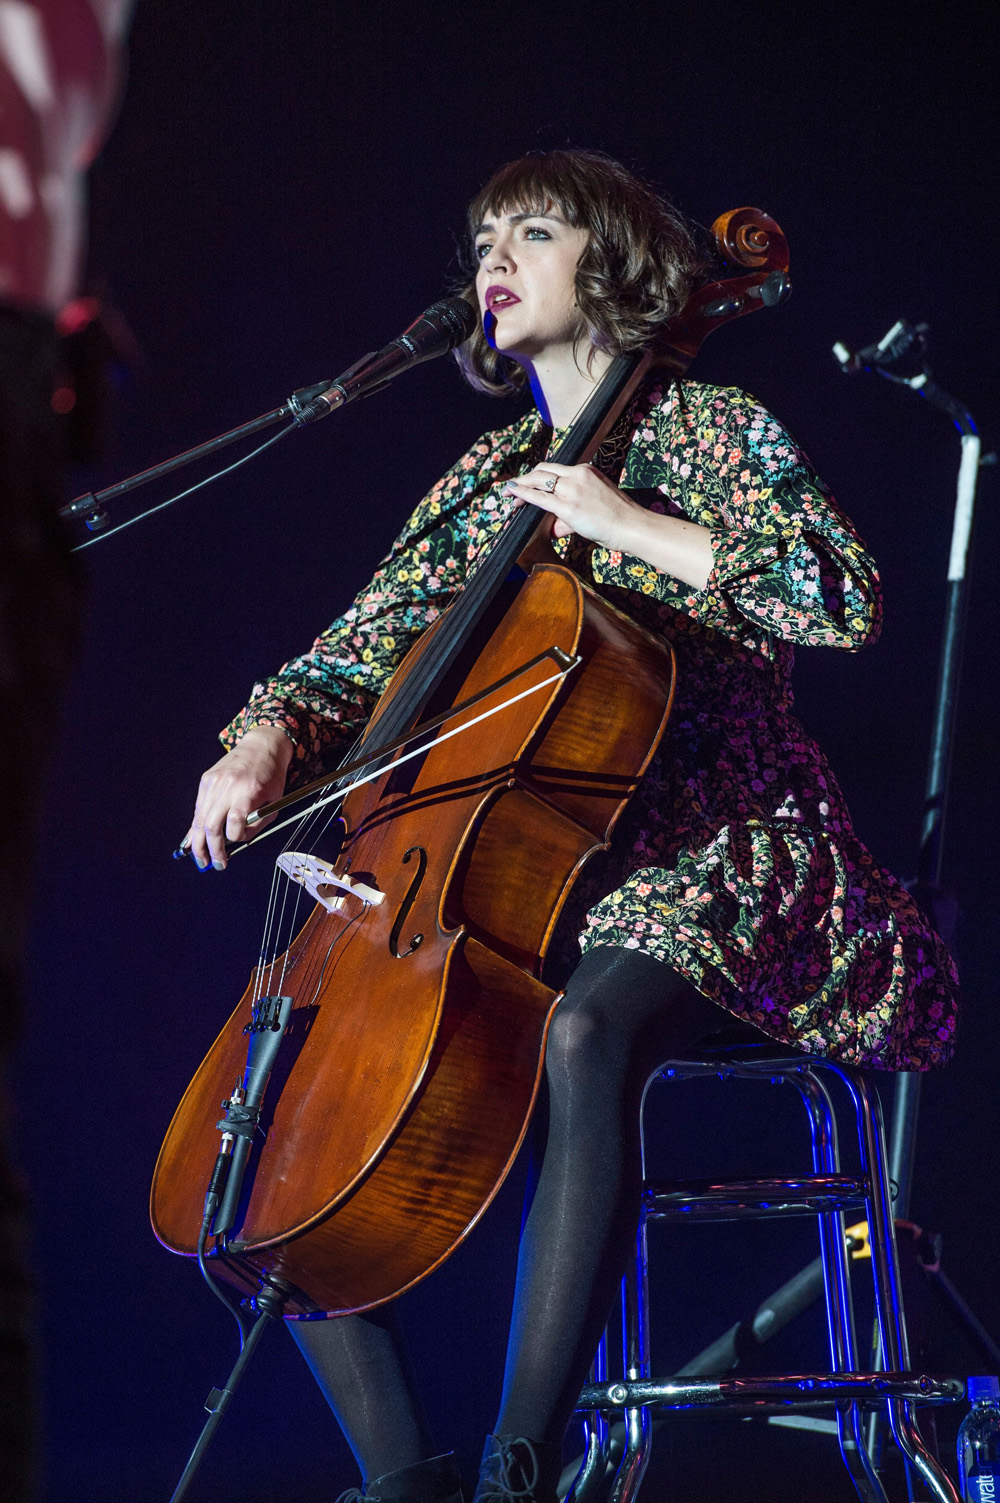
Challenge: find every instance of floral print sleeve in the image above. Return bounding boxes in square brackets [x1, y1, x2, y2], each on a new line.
[222, 437, 492, 782]
[595, 385, 882, 651]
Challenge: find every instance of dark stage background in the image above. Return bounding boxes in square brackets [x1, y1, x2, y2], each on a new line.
[11, 3, 998, 1500]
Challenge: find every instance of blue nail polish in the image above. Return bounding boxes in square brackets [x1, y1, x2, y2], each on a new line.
[197, 860, 209, 871]
[213, 860, 225, 871]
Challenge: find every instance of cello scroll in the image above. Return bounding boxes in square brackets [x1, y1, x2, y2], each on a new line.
[657, 206, 791, 375]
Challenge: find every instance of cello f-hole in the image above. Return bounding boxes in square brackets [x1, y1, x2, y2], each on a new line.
[389, 845, 427, 958]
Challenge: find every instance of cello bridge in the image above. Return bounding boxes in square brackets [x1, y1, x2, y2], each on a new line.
[276, 852, 384, 912]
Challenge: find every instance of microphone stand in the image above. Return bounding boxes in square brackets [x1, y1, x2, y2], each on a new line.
[59, 298, 475, 540]
[58, 377, 339, 535]
[837, 327, 997, 1498]
[168, 1274, 291, 1503]
[834, 325, 992, 1232]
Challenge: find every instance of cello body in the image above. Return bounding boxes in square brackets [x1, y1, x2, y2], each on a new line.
[151, 561, 675, 1314]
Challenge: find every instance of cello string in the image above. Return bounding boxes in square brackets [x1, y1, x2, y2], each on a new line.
[255, 775, 364, 1002]
[252, 727, 353, 1001]
[247, 731, 359, 1001]
[274, 849, 315, 997]
[259, 792, 337, 1000]
[252, 808, 312, 1005]
[266, 758, 365, 996]
[252, 858, 285, 1008]
[263, 839, 302, 996]
[253, 795, 317, 1004]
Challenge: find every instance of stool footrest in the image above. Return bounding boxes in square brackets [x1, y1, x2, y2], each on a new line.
[643, 1175, 869, 1221]
[576, 1372, 964, 1413]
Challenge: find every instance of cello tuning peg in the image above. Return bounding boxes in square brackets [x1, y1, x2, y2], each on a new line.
[760, 271, 791, 307]
[702, 293, 745, 319]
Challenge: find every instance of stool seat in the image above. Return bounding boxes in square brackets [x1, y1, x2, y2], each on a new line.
[569, 1050, 962, 1503]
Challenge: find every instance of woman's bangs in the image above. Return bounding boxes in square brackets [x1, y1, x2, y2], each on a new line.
[469, 159, 584, 236]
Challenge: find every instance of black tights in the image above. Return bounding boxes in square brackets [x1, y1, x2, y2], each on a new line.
[290, 945, 737, 1482]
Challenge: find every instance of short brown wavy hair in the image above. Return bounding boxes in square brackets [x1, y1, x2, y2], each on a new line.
[454, 149, 703, 396]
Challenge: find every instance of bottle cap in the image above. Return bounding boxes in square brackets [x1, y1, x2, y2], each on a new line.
[968, 1376, 1000, 1402]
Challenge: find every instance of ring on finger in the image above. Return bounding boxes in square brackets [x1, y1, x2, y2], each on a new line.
[540, 473, 559, 494]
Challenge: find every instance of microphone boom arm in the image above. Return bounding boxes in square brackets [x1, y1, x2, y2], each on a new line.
[59, 297, 477, 537]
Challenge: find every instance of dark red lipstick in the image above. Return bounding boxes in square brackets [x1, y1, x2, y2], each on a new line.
[485, 285, 521, 313]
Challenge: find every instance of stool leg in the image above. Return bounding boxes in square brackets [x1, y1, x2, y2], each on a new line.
[608, 1213, 652, 1503]
[792, 1071, 890, 1503]
[570, 1333, 610, 1503]
[829, 1067, 960, 1503]
[794, 1072, 859, 1367]
[837, 1403, 893, 1503]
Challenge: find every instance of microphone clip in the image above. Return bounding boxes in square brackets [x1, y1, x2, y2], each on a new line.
[290, 353, 395, 425]
[833, 319, 929, 377]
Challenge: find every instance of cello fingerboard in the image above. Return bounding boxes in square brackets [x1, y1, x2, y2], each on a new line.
[354, 350, 649, 764]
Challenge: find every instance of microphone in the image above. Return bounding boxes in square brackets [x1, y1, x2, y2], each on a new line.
[210, 993, 295, 1240]
[294, 296, 478, 423]
[833, 319, 928, 375]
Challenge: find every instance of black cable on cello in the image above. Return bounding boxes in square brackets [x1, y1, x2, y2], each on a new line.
[198, 1224, 249, 1349]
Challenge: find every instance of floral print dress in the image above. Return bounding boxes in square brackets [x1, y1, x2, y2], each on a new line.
[223, 377, 958, 1071]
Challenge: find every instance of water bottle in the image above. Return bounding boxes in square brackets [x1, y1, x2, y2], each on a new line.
[958, 1376, 1000, 1502]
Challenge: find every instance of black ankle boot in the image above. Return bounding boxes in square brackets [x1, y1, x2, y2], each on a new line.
[339, 1451, 464, 1503]
[472, 1434, 563, 1503]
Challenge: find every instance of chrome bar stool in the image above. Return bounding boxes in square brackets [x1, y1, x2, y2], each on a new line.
[571, 1048, 963, 1503]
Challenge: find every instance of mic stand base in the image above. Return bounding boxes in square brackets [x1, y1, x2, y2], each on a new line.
[168, 1273, 290, 1503]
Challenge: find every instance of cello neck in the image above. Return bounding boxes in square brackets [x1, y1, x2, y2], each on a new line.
[359, 349, 651, 758]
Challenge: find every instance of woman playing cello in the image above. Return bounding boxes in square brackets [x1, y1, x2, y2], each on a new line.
[182, 150, 958, 1503]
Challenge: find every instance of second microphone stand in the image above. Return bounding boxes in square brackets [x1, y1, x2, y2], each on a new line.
[851, 328, 999, 1365]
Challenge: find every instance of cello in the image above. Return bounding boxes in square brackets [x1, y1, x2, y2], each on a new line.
[151, 208, 789, 1320]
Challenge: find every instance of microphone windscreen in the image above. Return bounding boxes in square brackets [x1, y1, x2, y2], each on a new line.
[399, 297, 478, 356]
[431, 297, 479, 346]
